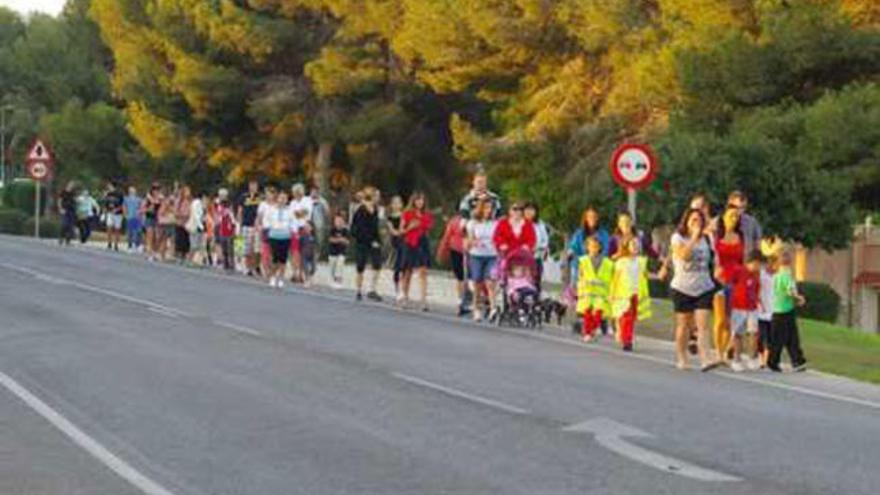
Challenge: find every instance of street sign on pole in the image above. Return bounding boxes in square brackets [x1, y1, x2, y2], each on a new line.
[609, 143, 659, 224]
[25, 139, 54, 239]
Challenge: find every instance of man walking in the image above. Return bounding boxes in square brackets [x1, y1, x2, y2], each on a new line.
[237, 180, 262, 276]
[123, 186, 144, 252]
[102, 182, 124, 251]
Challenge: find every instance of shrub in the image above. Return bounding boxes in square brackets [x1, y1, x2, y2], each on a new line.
[798, 282, 841, 323]
[24, 216, 61, 239]
[0, 208, 29, 235]
[1, 180, 47, 216]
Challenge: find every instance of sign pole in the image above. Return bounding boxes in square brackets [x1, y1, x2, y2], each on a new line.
[34, 180, 41, 238]
[627, 187, 637, 224]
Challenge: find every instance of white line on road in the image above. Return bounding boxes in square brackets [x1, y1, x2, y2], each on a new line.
[213, 320, 263, 337]
[0, 371, 177, 495]
[565, 418, 741, 482]
[148, 307, 179, 319]
[392, 372, 530, 415]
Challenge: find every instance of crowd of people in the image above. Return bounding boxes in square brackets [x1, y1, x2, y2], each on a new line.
[53, 172, 808, 374]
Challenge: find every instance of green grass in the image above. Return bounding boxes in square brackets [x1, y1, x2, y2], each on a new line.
[638, 300, 880, 384]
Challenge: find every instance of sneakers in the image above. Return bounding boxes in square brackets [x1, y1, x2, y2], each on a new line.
[269, 276, 277, 288]
[675, 360, 690, 371]
[356, 292, 363, 301]
[730, 360, 746, 373]
[794, 362, 808, 372]
[746, 357, 762, 371]
[582, 334, 595, 343]
[366, 291, 382, 302]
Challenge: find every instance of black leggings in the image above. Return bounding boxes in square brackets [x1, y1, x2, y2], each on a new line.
[768, 311, 806, 369]
[175, 226, 190, 257]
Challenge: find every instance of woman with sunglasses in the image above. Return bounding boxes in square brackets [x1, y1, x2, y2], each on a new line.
[492, 202, 536, 258]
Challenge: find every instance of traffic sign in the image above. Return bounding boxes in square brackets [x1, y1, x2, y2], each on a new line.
[26, 139, 52, 164]
[609, 143, 658, 191]
[27, 160, 51, 181]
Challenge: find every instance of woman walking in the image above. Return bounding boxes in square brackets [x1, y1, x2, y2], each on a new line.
[143, 184, 163, 261]
[400, 192, 434, 311]
[437, 210, 468, 310]
[58, 182, 77, 246]
[713, 205, 745, 363]
[492, 202, 536, 257]
[174, 185, 193, 262]
[157, 190, 177, 261]
[386, 195, 405, 296]
[608, 211, 656, 260]
[465, 200, 498, 321]
[670, 209, 719, 371]
[351, 187, 383, 302]
[265, 190, 294, 289]
[523, 202, 549, 289]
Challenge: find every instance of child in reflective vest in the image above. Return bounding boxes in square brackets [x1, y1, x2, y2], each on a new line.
[577, 236, 613, 342]
[608, 237, 652, 351]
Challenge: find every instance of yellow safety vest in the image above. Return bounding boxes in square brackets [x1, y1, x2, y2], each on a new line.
[609, 256, 652, 321]
[576, 256, 613, 315]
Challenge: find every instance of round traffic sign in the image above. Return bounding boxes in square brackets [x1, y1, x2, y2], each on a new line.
[609, 143, 658, 190]
[28, 160, 51, 181]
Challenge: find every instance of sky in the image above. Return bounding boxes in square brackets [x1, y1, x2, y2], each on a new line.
[0, 0, 65, 16]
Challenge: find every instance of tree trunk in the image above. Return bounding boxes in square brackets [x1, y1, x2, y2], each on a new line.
[314, 141, 332, 195]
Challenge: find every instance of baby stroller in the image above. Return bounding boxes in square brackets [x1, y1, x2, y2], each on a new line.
[493, 247, 543, 329]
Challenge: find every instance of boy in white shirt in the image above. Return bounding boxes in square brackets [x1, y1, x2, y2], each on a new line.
[756, 254, 776, 368]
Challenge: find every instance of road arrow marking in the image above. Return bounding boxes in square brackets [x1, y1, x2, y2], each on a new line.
[564, 418, 741, 482]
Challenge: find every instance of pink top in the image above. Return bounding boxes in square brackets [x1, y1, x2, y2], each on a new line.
[508, 275, 536, 293]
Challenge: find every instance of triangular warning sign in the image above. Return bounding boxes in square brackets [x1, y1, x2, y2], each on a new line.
[27, 140, 51, 162]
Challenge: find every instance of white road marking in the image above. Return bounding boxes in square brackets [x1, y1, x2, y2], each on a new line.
[392, 372, 530, 415]
[714, 371, 880, 411]
[147, 307, 179, 319]
[565, 417, 741, 482]
[0, 371, 177, 495]
[213, 320, 263, 337]
[0, 262, 192, 318]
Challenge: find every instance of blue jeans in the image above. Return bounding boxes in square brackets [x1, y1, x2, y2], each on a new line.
[126, 217, 143, 248]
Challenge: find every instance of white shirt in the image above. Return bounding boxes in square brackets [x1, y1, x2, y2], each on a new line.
[264, 204, 294, 238]
[287, 204, 308, 233]
[186, 199, 204, 233]
[289, 196, 313, 220]
[533, 220, 549, 258]
[467, 219, 497, 257]
[257, 201, 271, 230]
[758, 268, 775, 321]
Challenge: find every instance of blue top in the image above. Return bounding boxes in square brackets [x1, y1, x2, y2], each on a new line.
[123, 195, 142, 220]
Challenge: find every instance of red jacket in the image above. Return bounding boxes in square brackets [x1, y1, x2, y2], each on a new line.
[729, 265, 760, 311]
[402, 209, 434, 248]
[493, 218, 536, 255]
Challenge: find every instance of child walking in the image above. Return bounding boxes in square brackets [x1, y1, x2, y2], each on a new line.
[727, 251, 762, 372]
[299, 221, 317, 288]
[576, 236, 613, 342]
[608, 237, 652, 352]
[768, 250, 808, 372]
[756, 252, 777, 368]
[328, 213, 350, 289]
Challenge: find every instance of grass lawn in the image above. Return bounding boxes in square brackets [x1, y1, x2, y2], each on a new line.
[638, 300, 880, 385]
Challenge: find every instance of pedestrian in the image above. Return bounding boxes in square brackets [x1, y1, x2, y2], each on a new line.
[299, 221, 317, 288]
[265, 190, 294, 289]
[568, 206, 610, 276]
[58, 182, 77, 246]
[386, 195, 405, 296]
[143, 184, 163, 261]
[309, 186, 330, 251]
[157, 189, 177, 262]
[728, 191, 762, 262]
[174, 185, 193, 262]
[492, 202, 536, 257]
[608, 211, 656, 260]
[670, 208, 718, 371]
[75, 189, 99, 244]
[714, 205, 744, 364]
[257, 186, 278, 280]
[400, 191, 434, 311]
[327, 212, 350, 288]
[215, 193, 237, 272]
[577, 236, 613, 342]
[437, 210, 468, 312]
[523, 202, 549, 289]
[608, 237, 652, 352]
[237, 179, 262, 276]
[465, 199, 498, 321]
[767, 250, 808, 372]
[204, 192, 217, 267]
[727, 250, 763, 372]
[459, 170, 502, 220]
[289, 183, 312, 282]
[123, 186, 144, 252]
[756, 249, 777, 368]
[186, 190, 206, 265]
[350, 187, 383, 302]
[102, 182, 124, 251]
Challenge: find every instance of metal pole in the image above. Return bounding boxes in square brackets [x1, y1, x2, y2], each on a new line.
[1, 107, 6, 186]
[35, 180, 40, 238]
[627, 188, 637, 224]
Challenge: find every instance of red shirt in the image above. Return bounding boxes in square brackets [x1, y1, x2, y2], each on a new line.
[715, 237, 744, 283]
[402, 209, 434, 248]
[729, 265, 760, 311]
[441, 216, 466, 253]
[493, 218, 536, 255]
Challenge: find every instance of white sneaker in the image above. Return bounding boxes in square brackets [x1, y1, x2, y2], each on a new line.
[746, 358, 761, 370]
[731, 360, 746, 373]
[277, 279, 284, 289]
[269, 277, 277, 288]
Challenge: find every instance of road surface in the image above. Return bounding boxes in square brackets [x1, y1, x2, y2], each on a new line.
[1, 235, 878, 495]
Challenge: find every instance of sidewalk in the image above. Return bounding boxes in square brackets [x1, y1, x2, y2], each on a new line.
[55, 238, 880, 410]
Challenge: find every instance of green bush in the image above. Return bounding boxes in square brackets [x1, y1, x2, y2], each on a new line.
[24, 216, 61, 239]
[798, 282, 841, 323]
[0, 208, 29, 235]
[1, 180, 47, 216]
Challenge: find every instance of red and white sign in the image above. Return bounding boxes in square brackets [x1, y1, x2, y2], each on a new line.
[609, 143, 658, 190]
[25, 139, 54, 182]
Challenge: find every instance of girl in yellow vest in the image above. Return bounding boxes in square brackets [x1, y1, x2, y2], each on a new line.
[577, 236, 613, 342]
[608, 237, 653, 351]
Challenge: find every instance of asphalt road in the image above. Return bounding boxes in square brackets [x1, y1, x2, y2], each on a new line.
[1, 235, 879, 495]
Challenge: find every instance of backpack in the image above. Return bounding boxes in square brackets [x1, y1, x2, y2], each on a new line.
[219, 207, 236, 238]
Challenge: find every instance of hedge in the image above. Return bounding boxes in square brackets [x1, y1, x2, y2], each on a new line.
[0, 208, 29, 235]
[798, 282, 841, 323]
[24, 217, 61, 239]
[1, 180, 47, 216]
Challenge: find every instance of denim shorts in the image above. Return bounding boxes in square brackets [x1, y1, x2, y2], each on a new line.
[468, 255, 496, 282]
[731, 310, 759, 335]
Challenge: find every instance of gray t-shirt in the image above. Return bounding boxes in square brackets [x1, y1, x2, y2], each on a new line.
[670, 232, 715, 297]
[466, 219, 497, 257]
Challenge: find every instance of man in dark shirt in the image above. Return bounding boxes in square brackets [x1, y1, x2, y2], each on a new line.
[58, 182, 77, 246]
[458, 170, 502, 220]
[350, 187, 383, 302]
[236, 179, 262, 276]
[102, 182, 125, 251]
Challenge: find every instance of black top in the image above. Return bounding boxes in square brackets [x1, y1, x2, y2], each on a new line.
[60, 191, 76, 213]
[237, 192, 261, 227]
[144, 194, 161, 220]
[328, 227, 350, 256]
[103, 190, 124, 214]
[458, 190, 502, 220]
[350, 205, 380, 246]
